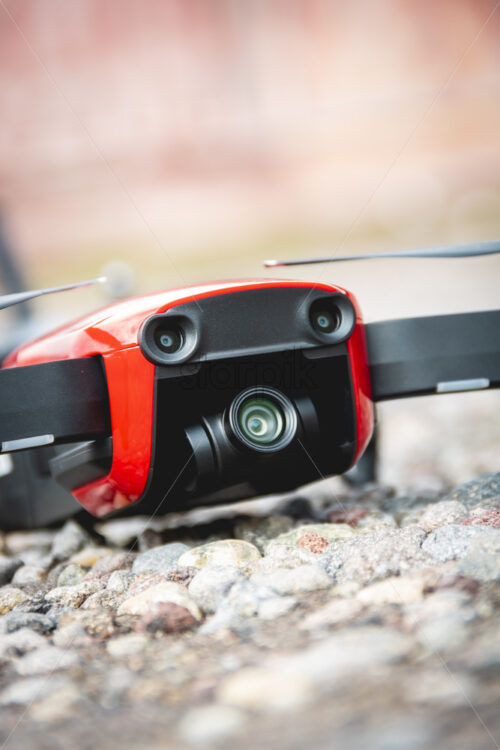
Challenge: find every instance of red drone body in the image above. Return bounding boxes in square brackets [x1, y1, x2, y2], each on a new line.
[4, 279, 374, 516]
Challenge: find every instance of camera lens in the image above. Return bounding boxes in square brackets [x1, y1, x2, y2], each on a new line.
[310, 307, 340, 334]
[238, 397, 284, 446]
[229, 386, 297, 453]
[154, 327, 183, 354]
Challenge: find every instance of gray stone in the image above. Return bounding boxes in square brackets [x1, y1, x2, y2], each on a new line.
[422, 524, 500, 562]
[321, 525, 431, 584]
[459, 529, 500, 582]
[417, 500, 468, 530]
[444, 473, 500, 507]
[132, 542, 189, 575]
[45, 580, 102, 608]
[262, 542, 320, 568]
[0, 611, 57, 635]
[51, 520, 90, 561]
[106, 569, 134, 593]
[188, 565, 242, 614]
[0, 554, 22, 585]
[57, 563, 87, 587]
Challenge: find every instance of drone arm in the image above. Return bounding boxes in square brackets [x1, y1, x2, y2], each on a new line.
[0, 357, 110, 452]
[366, 310, 500, 401]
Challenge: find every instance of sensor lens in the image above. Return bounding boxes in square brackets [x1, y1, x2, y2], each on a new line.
[155, 328, 183, 354]
[238, 397, 284, 446]
[311, 308, 340, 334]
[229, 386, 298, 453]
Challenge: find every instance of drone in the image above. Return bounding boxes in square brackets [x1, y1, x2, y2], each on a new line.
[0, 236, 498, 529]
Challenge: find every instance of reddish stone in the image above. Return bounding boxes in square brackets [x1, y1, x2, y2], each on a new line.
[461, 509, 500, 528]
[297, 531, 328, 554]
[327, 506, 368, 527]
[136, 602, 198, 634]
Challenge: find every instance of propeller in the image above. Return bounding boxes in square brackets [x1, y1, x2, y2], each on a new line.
[263, 239, 500, 267]
[0, 277, 106, 311]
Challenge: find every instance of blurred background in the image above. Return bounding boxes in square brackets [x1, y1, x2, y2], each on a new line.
[0, 0, 499, 489]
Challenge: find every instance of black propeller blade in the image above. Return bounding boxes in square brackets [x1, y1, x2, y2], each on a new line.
[0, 277, 106, 311]
[263, 239, 500, 268]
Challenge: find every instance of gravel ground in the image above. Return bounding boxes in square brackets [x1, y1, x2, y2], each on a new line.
[0, 400, 499, 750]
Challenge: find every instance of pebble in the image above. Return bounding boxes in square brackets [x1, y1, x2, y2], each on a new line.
[321, 525, 431, 584]
[132, 542, 189, 575]
[250, 565, 332, 596]
[85, 551, 136, 578]
[51, 521, 90, 561]
[444, 472, 500, 507]
[57, 563, 87, 587]
[261, 542, 320, 568]
[177, 705, 247, 746]
[0, 611, 56, 635]
[177, 540, 261, 570]
[417, 500, 468, 531]
[297, 530, 329, 553]
[136, 602, 198, 633]
[11, 565, 46, 585]
[0, 586, 29, 614]
[271, 523, 354, 549]
[106, 569, 134, 593]
[45, 580, 102, 609]
[15, 645, 80, 676]
[0, 554, 22, 586]
[463, 508, 500, 527]
[188, 565, 242, 614]
[458, 529, 500, 582]
[422, 524, 499, 562]
[117, 581, 202, 620]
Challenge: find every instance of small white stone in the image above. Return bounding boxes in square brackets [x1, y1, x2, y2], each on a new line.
[178, 540, 261, 570]
[117, 581, 202, 620]
[188, 565, 242, 614]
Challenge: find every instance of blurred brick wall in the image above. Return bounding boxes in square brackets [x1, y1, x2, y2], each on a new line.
[0, 0, 499, 264]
